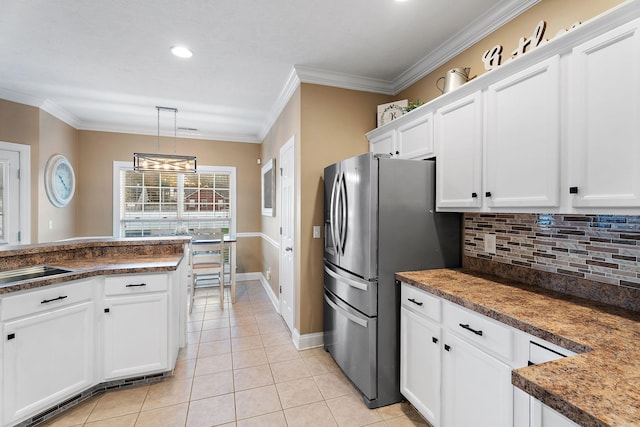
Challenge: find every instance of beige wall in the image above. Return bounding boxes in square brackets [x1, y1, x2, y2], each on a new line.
[298, 84, 391, 334]
[396, 0, 624, 104]
[77, 130, 262, 273]
[38, 111, 78, 242]
[260, 88, 301, 297]
[0, 99, 41, 241]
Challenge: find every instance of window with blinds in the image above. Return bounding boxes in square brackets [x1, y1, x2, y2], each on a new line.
[114, 163, 236, 238]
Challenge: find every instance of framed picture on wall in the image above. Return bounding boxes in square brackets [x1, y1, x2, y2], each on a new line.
[261, 158, 275, 216]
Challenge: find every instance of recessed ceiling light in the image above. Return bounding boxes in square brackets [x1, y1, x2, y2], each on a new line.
[170, 46, 193, 58]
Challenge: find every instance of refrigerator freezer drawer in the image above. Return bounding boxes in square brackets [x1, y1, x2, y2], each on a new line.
[323, 290, 377, 401]
[324, 262, 377, 317]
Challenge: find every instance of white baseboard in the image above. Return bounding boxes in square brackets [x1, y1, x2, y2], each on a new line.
[236, 272, 262, 282]
[292, 330, 324, 350]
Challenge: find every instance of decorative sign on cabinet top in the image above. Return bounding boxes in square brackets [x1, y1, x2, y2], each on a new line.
[482, 20, 581, 70]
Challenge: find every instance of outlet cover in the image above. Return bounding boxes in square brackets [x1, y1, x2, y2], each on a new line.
[484, 234, 496, 254]
[313, 226, 321, 239]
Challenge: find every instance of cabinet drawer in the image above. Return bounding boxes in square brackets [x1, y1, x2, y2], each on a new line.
[1, 280, 94, 321]
[104, 274, 168, 296]
[401, 283, 441, 322]
[443, 302, 513, 360]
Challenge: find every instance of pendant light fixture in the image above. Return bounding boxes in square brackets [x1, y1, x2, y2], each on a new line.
[133, 106, 197, 173]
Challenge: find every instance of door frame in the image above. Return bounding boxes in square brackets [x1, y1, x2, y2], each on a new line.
[0, 141, 31, 244]
[278, 136, 295, 333]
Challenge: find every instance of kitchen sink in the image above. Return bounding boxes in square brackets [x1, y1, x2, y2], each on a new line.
[0, 265, 73, 285]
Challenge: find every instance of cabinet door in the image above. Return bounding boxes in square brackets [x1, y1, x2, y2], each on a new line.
[397, 112, 434, 160]
[442, 332, 512, 427]
[435, 92, 483, 209]
[369, 130, 397, 157]
[104, 293, 168, 380]
[568, 18, 640, 208]
[2, 302, 94, 426]
[485, 56, 561, 208]
[400, 307, 441, 426]
[531, 399, 580, 427]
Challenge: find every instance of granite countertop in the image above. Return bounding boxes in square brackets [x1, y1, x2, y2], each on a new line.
[0, 237, 188, 295]
[396, 269, 640, 427]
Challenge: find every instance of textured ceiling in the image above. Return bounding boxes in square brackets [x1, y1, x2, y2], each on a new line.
[0, 0, 537, 142]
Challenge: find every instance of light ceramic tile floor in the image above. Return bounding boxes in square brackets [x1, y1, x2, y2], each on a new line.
[42, 280, 430, 427]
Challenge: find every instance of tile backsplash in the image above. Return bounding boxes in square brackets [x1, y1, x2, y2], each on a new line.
[464, 213, 640, 290]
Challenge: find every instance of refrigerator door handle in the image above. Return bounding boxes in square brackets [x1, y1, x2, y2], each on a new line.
[329, 171, 340, 255]
[323, 264, 369, 291]
[338, 172, 348, 255]
[324, 292, 368, 328]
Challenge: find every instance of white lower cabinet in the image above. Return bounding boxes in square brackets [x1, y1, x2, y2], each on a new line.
[532, 401, 580, 427]
[0, 267, 184, 426]
[103, 274, 170, 380]
[400, 282, 579, 427]
[400, 306, 441, 426]
[1, 280, 95, 426]
[441, 332, 512, 427]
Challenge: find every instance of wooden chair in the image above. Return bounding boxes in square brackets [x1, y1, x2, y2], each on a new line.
[190, 229, 225, 312]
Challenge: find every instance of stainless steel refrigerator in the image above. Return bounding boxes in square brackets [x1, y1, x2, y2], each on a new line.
[323, 152, 461, 408]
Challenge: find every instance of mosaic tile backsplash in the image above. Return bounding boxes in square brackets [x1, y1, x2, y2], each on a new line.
[464, 213, 640, 290]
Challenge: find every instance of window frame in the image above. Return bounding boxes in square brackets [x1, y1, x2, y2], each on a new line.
[112, 161, 236, 237]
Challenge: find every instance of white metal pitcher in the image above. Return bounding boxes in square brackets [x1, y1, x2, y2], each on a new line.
[436, 67, 471, 94]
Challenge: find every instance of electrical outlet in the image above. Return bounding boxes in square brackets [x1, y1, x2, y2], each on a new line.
[484, 234, 496, 254]
[313, 226, 321, 239]
[48, 220, 53, 230]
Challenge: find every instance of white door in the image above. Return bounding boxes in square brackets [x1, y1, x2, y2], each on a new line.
[400, 306, 441, 426]
[435, 92, 483, 209]
[279, 136, 295, 333]
[103, 293, 168, 379]
[3, 302, 94, 425]
[0, 149, 21, 244]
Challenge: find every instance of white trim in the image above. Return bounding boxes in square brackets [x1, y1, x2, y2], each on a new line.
[258, 272, 280, 314]
[294, 65, 394, 95]
[40, 99, 82, 129]
[0, 141, 31, 244]
[259, 68, 301, 141]
[236, 272, 262, 282]
[292, 330, 324, 351]
[262, 232, 280, 249]
[392, 0, 540, 93]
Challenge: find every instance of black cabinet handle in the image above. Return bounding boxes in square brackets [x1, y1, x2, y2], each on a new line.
[459, 323, 483, 336]
[471, 192, 478, 198]
[407, 298, 423, 307]
[569, 186, 578, 194]
[7, 333, 15, 340]
[432, 337, 439, 344]
[444, 344, 451, 352]
[395, 151, 400, 155]
[41, 295, 68, 304]
[125, 283, 147, 287]
[485, 192, 492, 197]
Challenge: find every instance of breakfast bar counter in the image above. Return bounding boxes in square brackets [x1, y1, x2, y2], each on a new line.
[397, 268, 640, 427]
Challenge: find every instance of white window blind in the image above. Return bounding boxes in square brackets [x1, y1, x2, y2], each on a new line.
[114, 162, 236, 238]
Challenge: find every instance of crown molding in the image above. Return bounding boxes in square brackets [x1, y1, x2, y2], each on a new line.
[392, 0, 540, 93]
[40, 99, 82, 129]
[294, 65, 395, 95]
[0, 86, 44, 109]
[77, 121, 261, 144]
[259, 67, 301, 140]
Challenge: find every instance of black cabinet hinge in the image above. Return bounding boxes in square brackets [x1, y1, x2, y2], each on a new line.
[7, 333, 15, 340]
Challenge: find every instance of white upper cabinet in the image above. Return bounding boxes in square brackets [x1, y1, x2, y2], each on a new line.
[396, 112, 435, 160]
[568, 18, 640, 209]
[435, 92, 483, 209]
[369, 129, 397, 157]
[485, 56, 561, 208]
[367, 107, 435, 160]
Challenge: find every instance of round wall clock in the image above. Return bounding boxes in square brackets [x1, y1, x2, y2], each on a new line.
[45, 154, 76, 207]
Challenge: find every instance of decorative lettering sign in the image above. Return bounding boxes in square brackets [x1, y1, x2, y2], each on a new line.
[482, 20, 581, 71]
